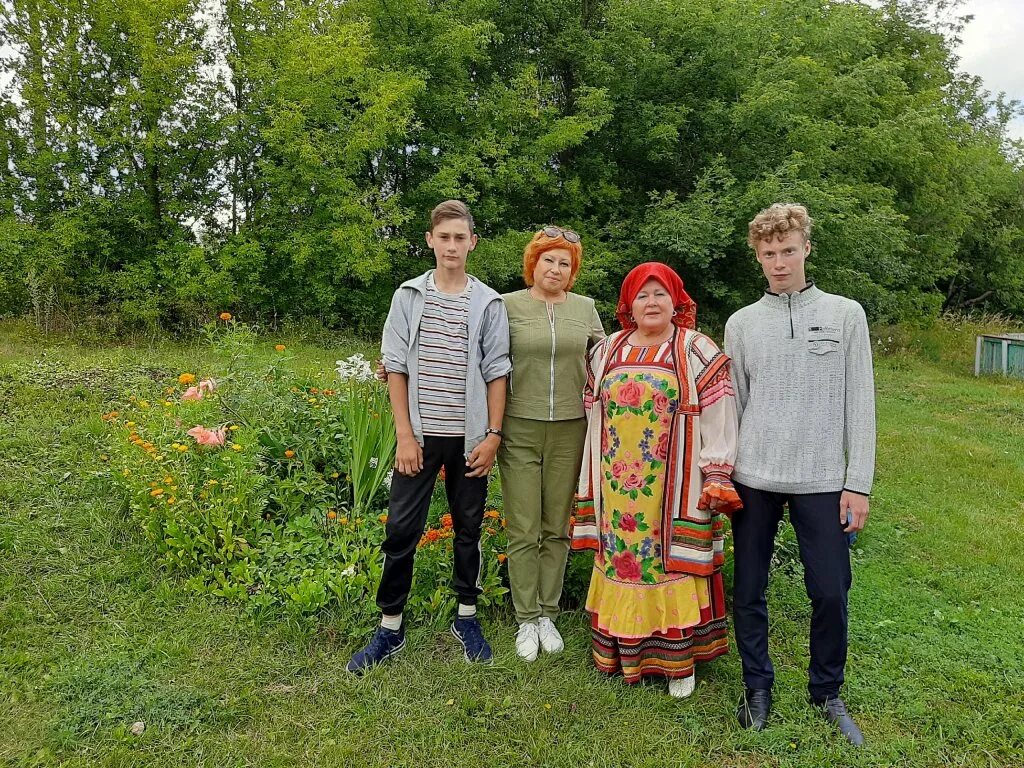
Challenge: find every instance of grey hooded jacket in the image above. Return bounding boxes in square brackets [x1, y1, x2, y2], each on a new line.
[381, 270, 512, 454]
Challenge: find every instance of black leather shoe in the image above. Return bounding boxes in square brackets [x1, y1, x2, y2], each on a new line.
[737, 688, 772, 730]
[817, 696, 865, 747]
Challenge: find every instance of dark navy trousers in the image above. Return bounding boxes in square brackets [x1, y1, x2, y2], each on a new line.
[732, 483, 852, 701]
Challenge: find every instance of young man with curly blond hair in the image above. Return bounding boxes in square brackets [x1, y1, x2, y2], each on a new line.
[724, 203, 876, 746]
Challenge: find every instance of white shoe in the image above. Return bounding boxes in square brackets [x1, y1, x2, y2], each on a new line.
[537, 617, 564, 654]
[515, 622, 539, 662]
[668, 676, 695, 699]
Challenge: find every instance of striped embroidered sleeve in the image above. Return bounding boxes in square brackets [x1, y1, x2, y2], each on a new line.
[582, 337, 604, 413]
[689, 333, 743, 515]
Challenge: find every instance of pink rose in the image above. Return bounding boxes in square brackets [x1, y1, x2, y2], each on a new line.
[187, 425, 227, 447]
[617, 381, 644, 408]
[619, 513, 638, 532]
[654, 432, 669, 461]
[611, 460, 628, 478]
[622, 471, 645, 491]
[652, 390, 669, 414]
[612, 550, 642, 580]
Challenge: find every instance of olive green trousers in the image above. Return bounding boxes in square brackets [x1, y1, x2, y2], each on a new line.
[498, 415, 587, 623]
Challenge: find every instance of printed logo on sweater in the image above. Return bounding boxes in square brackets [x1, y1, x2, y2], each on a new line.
[807, 324, 841, 355]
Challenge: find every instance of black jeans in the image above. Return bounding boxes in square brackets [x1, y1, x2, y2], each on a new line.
[732, 483, 852, 701]
[376, 436, 487, 615]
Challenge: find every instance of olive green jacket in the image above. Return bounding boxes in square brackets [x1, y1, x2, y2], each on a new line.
[503, 289, 605, 421]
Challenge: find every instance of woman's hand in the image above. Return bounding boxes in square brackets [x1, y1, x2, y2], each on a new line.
[699, 494, 727, 512]
[395, 434, 423, 476]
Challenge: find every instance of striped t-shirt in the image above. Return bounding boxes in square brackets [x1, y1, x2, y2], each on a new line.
[418, 273, 472, 435]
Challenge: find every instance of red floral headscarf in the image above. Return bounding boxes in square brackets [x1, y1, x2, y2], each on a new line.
[615, 262, 697, 331]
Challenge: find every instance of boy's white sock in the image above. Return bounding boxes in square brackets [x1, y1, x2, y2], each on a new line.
[381, 613, 403, 631]
[457, 603, 477, 618]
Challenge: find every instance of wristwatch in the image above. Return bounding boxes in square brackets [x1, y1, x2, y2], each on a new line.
[484, 428, 504, 439]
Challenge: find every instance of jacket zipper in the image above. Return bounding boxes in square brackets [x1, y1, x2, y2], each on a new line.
[547, 302, 556, 420]
[788, 294, 794, 339]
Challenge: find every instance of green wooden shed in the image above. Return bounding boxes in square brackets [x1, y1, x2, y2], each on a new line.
[975, 333, 1024, 377]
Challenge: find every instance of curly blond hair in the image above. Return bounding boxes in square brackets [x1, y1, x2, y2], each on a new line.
[747, 203, 813, 248]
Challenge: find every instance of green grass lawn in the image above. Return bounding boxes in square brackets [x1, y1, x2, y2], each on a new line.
[2, 320, 1023, 767]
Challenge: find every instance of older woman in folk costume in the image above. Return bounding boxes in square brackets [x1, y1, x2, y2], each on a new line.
[571, 262, 742, 698]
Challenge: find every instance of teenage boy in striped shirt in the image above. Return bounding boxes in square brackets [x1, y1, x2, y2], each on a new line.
[347, 200, 511, 673]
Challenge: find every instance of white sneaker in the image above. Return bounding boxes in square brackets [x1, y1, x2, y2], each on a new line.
[668, 676, 695, 699]
[515, 622, 539, 662]
[537, 617, 564, 654]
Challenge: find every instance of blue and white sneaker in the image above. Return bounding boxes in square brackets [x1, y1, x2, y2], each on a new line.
[451, 616, 493, 663]
[346, 623, 406, 675]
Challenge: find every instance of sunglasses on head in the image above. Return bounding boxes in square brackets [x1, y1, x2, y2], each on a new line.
[542, 226, 581, 244]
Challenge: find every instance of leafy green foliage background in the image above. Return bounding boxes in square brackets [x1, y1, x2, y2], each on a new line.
[1, 0, 1022, 331]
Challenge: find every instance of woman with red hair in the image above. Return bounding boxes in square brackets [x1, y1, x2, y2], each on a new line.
[499, 227, 605, 662]
[571, 262, 742, 698]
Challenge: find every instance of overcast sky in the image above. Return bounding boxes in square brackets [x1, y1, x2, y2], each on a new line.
[951, 0, 1024, 140]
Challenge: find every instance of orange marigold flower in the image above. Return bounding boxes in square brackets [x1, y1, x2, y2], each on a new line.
[150, 488, 164, 497]
[485, 527, 497, 536]
[484, 509, 500, 519]
[440, 513, 453, 528]
[419, 529, 441, 546]
[497, 553, 507, 563]
[438, 466, 446, 481]
[569, 515, 576, 525]
[327, 510, 337, 520]
[310, 388, 319, 394]
[219, 312, 232, 321]
[274, 344, 286, 352]
[338, 516, 349, 525]
[378, 514, 388, 524]
[284, 449, 295, 458]
[501, 519, 507, 528]
[178, 373, 196, 385]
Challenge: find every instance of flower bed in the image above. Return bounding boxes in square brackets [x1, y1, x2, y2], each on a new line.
[106, 317, 508, 635]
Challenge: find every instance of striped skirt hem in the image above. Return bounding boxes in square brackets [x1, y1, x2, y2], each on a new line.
[590, 614, 729, 682]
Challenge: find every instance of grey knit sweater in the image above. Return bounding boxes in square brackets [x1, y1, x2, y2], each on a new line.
[724, 284, 876, 495]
